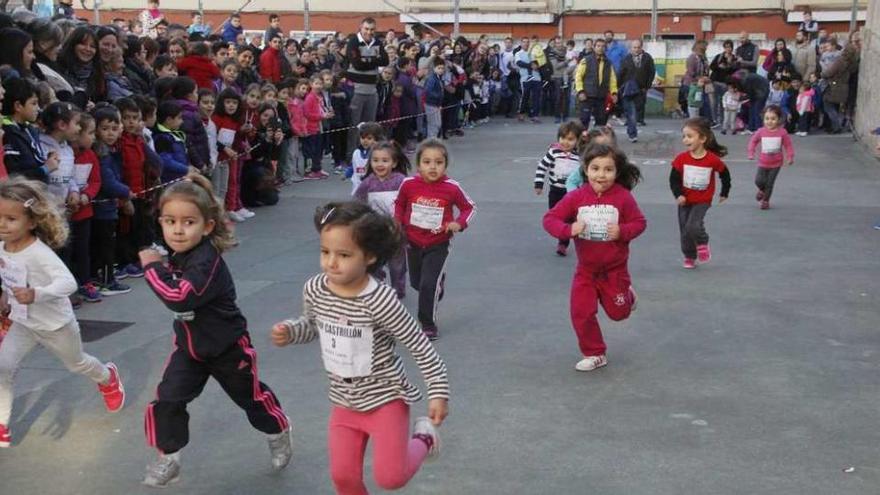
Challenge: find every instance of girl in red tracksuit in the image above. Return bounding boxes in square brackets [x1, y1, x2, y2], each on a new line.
[543, 144, 646, 372]
[394, 139, 476, 341]
[213, 88, 247, 221]
[71, 114, 102, 302]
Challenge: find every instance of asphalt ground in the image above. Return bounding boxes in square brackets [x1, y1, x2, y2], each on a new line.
[2, 117, 879, 495]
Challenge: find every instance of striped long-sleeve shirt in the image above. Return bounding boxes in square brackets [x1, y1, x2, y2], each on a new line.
[281, 274, 450, 412]
[535, 144, 581, 191]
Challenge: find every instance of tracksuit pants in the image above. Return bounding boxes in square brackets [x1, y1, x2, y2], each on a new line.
[329, 400, 429, 495]
[678, 203, 711, 260]
[406, 242, 449, 329]
[755, 166, 782, 202]
[374, 251, 408, 298]
[144, 333, 288, 454]
[570, 265, 635, 357]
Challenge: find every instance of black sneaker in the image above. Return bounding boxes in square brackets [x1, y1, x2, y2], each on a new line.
[423, 325, 439, 341]
[100, 280, 132, 296]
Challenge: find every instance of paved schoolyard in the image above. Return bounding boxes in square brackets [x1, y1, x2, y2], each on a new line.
[2, 117, 879, 495]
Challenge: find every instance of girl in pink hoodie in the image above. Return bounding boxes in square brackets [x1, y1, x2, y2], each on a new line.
[543, 144, 646, 372]
[748, 105, 795, 210]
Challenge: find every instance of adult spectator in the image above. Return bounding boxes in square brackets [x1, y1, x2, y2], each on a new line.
[345, 17, 388, 151]
[603, 30, 626, 73]
[123, 35, 154, 95]
[579, 38, 594, 61]
[709, 39, 738, 119]
[791, 30, 817, 80]
[139, 0, 164, 39]
[236, 46, 260, 88]
[515, 36, 541, 123]
[96, 26, 120, 68]
[546, 36, 568, 122]
[58, 25, 106, 103]
[762, 38, 792, 73]
[822, 30, 860, 134]
[619, 39, 655, 131]
[574, 37, 617, 128]
[499, 36, 518, 118]
[798, 11, 819, 41]
[735, 31, 759, 73]
[27, 18, 80, 105]
[738, 69, 768, 133]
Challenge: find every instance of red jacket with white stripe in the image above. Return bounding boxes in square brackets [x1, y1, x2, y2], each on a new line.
[394, 175, 476, 248]
[144, 238, 247, 360]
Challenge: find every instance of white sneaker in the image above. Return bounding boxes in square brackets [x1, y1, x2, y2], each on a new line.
[267, 419, 293, 471]
[413, 417, 441, 460]
[575, 354, 608, 372]
[228, 211, 246, 222]
[143, 453, 181, 488]
[238, 208, 256, 218]
[796, 131, 807, 137]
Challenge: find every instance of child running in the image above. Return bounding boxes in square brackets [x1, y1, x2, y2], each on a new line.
[543, 144, 646, 372]
[354, 141, 411, 299]
[534, 121, 585, 256]
[270, 201, 448, 495]
[669, 118, 731, 269]
[565, 127, 617, 192]
[394, 139, 475, 340]
[138, 173, 291, 488]
[747, 105, 794, 210]
[0, 178, 125, 448]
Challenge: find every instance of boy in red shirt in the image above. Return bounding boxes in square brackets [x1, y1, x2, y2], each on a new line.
[71, 113, 103, 302]
[115, 98, 154, 278]
[394, 139, 476, 340]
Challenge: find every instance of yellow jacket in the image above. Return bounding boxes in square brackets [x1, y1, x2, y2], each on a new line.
[574, 56, 618, 96]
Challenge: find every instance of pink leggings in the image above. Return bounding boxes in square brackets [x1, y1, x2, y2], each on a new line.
[329, 400, 429, 495]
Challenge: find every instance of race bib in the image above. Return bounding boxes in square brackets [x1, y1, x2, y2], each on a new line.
[555, 157, 580, 180]
[74, 163, 92, 187]
[682, 165, 712, 191]
[762, 137, 782, 153]
[695, 91, 703, 102]
[316, 316, 374, 378]
[368, 191, 398, 216]
[0, 256, 28, 323]
[410, 202, 444, 231]
[577, 205, 619, 241]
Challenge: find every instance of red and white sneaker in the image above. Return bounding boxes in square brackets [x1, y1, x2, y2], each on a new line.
[683, 258, 696, 269]
[98, 362, 125, 413]
[0, 423, 11, 447]
[575, 354, 608, 372]
[696, 244, 712, 264]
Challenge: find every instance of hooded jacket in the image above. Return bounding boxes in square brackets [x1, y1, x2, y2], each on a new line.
[176, 98, 210, 170]
[153, 124, 190, 182]
[177, 54, 222, 90]
[2, 117, 49, 182]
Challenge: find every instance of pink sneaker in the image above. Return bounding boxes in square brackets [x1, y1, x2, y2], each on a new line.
[0, 423, 10, 448]
[98, 362, 125, 413]
[556, 244, 567, 257]
[756, 189, 765, 201]
[696, 244, 711, 264]
[304, 171, 327, 180]
[683, 258, 696, 269]
[760, 200, 770, 210]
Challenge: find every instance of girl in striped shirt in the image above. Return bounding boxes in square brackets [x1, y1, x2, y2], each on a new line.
[271, 201, 449, 495]
[534, 121, 585, 256]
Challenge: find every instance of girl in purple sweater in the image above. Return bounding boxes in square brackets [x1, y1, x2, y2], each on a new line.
[747, 105, 795, 210]
[354, 141, 412, 299]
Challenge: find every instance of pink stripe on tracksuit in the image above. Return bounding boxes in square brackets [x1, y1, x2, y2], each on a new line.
[329, 400, 429, 495]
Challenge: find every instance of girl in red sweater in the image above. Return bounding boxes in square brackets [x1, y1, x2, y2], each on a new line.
[543, 144, 646, 372]
[669, 118, 731, 269]
[71, 114, 103, 303]
[302, 74, 330, 180]
[212, 88, 248, 222]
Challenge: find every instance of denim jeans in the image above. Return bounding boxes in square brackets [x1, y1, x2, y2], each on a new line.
[748, 97, 766, 131]
[622, 96, 638, 139]
[520, 80, 542, 118]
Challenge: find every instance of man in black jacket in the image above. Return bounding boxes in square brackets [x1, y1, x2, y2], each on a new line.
[345, 17, 388, 153]
[618, 39, 656, 133]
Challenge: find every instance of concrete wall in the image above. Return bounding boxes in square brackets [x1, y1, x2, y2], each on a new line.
[854, 0, 879, 154]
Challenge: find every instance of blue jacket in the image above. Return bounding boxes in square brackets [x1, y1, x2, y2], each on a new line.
[94, 150, 130, 220]
[2, 117, 49, 182]
[425, 73, 444, 107]
[221, 23, 243, 44]
[605, 41, 627, 73]
[153, 125, 189, 182]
